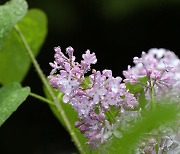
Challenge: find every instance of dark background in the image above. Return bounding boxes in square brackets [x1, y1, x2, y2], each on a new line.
[1, 0, 180, 153]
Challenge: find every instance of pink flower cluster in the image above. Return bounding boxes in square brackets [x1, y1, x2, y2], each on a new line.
[123, 48, 180, 102]
[48, 46, 138, 148]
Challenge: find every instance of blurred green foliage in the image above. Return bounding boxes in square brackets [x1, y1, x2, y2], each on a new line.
[102, 0, 180, 19]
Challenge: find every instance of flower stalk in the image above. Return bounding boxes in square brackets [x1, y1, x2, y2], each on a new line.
[29, 92, 55, 105]
[150, 78, 155, 110]
[14, 25, 85, 154]
[106, 110, 117, 124]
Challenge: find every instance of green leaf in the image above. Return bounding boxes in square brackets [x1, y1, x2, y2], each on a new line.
[81, 76, 91, 89]
[125, 76, 148, 94]
[109, 105, 120, 117]
[126, 82, 143, 94]
[0, 82, 30, 126]
[0, 0, 28, 49]
[43, 86, 94, 154]
[126, 76, 148, 109]
[105, 106, 120, 124]
[138, 76, 148, 84]
[0, 9, 47, 85]
[138, 90, 146, 109]
[102, 104, 179, 153]
[102, 0, 180, 19]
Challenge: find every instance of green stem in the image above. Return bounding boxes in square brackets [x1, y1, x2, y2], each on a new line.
[72, 75, 90, 88]
[150, 78, 155, 110]
[29, 92, 54, 105]
[106, 110, 116, 124]
[15, 25, 84, 154]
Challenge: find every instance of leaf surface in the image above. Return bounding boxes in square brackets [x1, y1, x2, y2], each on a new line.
[0, 82, 30, 126]
[0, 0, 28, 49]
[0, 9, 47, 84]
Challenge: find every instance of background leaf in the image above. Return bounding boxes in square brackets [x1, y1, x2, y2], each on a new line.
[125, 76, 148, 94]
[138, 90, 146, 109]
[126, 76, 148, 109]
[0, 9, 47, 85]
[0, 82, 30, 126]
[0, 0, 28, 49]
[43, 86, 94, 154]
[102, 0, 180, 19]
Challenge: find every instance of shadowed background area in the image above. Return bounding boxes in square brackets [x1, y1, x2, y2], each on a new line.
[0, 0, 180, 153]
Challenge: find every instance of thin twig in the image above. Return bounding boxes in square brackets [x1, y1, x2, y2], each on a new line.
[29, 92, 55, 106]
[14, 25, 84, 154]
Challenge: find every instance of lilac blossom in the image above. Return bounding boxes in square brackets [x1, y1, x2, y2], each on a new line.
[123, 48, 180, 102]
[49, 46, 138, 148]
